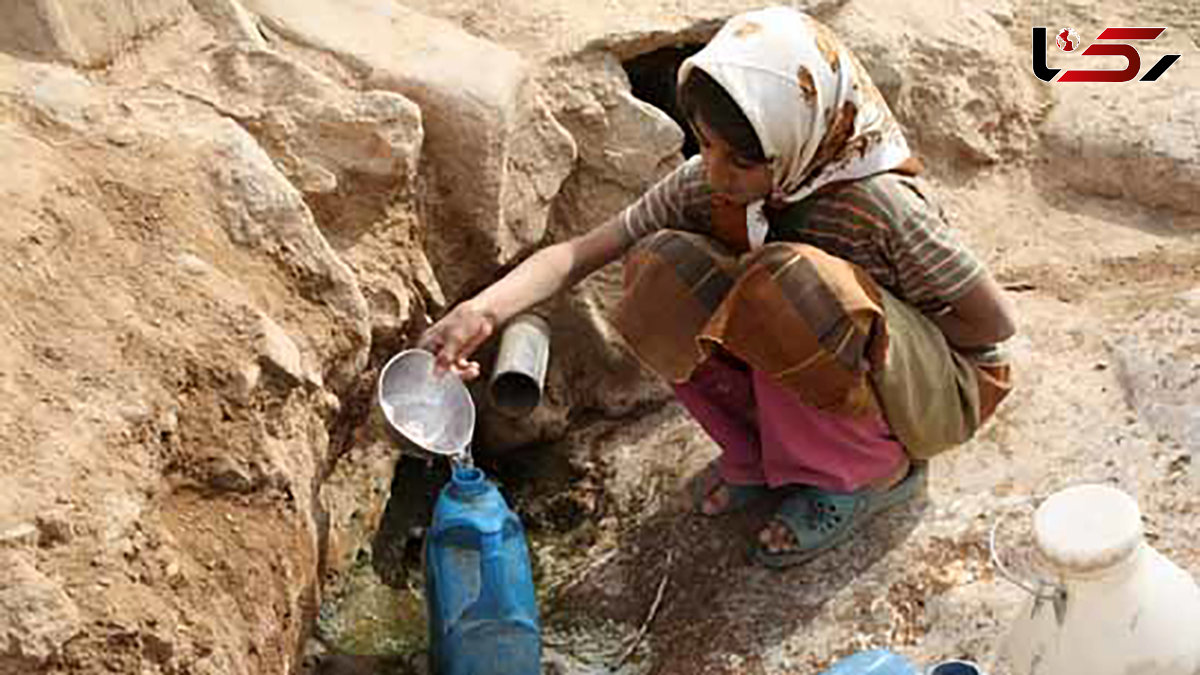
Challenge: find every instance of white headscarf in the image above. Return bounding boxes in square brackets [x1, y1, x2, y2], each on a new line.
[679, 6, 911, 248]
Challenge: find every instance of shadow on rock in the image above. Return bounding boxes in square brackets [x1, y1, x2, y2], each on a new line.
[1032, 169, 1200, 238]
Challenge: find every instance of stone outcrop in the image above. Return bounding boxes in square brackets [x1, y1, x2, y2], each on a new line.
[471, 51, 687, 451]
[0, 47, 368, 674]
[0, 0, 191, 67]
[2, 0, 1198, 674]
[1038, 31, 1200, 215]
[828, 0, 1043, 167]
[243, 0, 578, 301]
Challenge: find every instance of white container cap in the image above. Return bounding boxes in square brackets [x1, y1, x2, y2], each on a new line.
[1034, 484, 1143, 574]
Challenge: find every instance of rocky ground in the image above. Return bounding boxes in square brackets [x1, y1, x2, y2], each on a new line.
[0, 0, 1196, 674]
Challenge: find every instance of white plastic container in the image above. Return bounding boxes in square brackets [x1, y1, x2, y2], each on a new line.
[999, 484, 1200, 675]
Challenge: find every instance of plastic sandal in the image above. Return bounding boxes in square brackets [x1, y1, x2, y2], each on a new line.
[691, 461, 771, 516]
[755, 462, 928, 568]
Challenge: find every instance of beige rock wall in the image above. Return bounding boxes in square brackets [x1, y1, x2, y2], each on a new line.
[0, 42, 371, 673]
[243, 0, 578, 300]
[1038, 32, 1200, 214]
[0, 0, 191, 66]
[1, 0, 1196, 673]
[829, 0, 1044, 167]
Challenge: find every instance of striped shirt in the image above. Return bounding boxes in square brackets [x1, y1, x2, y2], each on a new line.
[618, 156, 984, 317]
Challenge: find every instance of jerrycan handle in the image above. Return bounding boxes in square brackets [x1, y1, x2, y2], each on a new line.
[476, 530, 515, 614]
[989, 505, 1069, 625]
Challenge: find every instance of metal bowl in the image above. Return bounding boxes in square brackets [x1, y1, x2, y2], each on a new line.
[377, 349, 475, 456]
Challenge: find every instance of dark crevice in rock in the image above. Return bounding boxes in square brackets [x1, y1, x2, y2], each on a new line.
[362, 384, 651, 597]
[317, 317, 423, 581]
[622, 44, 706, 158]
[370, 455, 448, 588]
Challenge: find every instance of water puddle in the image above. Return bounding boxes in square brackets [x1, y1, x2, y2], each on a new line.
[315, 548, 654, 674]
[315, 556, 427, 657]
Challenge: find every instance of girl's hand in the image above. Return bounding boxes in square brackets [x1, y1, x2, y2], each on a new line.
[417, 302, 496, 380]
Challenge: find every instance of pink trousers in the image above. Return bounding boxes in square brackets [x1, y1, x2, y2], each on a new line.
[673, 356, 907, 493]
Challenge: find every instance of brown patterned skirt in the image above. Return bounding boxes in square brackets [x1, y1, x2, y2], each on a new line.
[613, 229, 1012, 459]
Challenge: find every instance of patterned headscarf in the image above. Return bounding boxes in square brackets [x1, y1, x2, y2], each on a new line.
[679, 6, 911, 248]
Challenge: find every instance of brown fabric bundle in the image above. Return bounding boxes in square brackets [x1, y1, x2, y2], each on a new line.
[614, 230, 1011, 458]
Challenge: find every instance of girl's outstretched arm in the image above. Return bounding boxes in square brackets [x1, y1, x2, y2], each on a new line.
[418, 216, 634, 376]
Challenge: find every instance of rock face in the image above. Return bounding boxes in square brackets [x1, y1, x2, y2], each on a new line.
[0, 549, 83, 674]
[164, 40, 432, 350]
[1022, 0, 1200, 216]
[0, 0, 191, 66]
[0, 35, 372, 673]
[188, 46, 425, 197]
[828, 0, 1043, 167]
[471, 51, 687, 451]
[2, 0, 1199, 674]
[1038, 33, 1200, 215]
[243, 0, 578, 301]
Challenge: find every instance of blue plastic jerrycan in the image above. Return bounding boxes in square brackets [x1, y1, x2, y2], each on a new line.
[820, 650, 919, 675]
[425, 465, 541, 675]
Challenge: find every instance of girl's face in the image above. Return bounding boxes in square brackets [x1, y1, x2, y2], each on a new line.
[693, 118, 773, 206]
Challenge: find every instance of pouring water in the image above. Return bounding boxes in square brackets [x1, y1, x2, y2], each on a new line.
[376, 347, 542, 675]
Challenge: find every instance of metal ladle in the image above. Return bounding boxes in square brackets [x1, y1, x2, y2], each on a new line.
[377, 348, 475, 464]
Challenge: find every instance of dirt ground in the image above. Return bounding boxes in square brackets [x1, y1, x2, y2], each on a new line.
[311, 164, 1200, 675]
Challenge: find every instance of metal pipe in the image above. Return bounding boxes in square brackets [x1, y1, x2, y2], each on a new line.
[489, 313, 551, 416]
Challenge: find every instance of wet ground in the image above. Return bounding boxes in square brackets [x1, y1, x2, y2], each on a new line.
[307, 434, 665, 675]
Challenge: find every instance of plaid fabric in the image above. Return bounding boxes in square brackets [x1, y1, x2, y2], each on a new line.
[616, 230, 887, 418]
[613, 230, 1012, 454]
[613, 231, 741, 386]
[617, 161, 997, 358]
